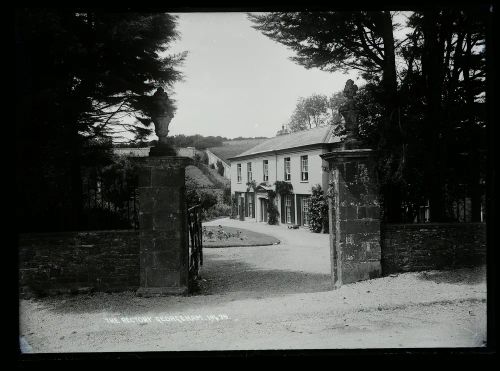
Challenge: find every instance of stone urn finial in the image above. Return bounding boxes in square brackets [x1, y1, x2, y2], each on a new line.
[151, 87, 174, 145]
[149, 87, 177, 156]
[339, 79, 361, 149]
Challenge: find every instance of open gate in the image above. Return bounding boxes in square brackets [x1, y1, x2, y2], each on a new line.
[187, 204, 203, 285]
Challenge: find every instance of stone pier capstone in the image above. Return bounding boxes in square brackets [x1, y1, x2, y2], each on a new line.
[134, 156, 192, 296]
[321, 149, 381, 288]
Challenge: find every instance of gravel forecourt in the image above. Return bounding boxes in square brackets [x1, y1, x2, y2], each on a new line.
[19, 218, 487, 352]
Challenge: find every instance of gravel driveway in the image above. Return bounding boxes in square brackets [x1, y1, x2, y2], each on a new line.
[19, 218, 487, 352]
[199, 218, 332, 298]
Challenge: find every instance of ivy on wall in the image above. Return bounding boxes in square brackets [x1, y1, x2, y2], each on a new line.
[246, 180, 257, 192]
[274, 180, 293, 196]
[266, 190, 279, 225]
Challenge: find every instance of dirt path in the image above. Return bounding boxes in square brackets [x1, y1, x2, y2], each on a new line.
[19, 218, 487, 352]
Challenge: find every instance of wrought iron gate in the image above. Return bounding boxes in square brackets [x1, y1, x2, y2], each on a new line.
[187, 205, 203, 283]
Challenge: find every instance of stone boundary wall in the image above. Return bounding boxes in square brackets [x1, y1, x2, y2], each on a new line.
[19, 230, 140, 297]
[381, 222, 486, 274]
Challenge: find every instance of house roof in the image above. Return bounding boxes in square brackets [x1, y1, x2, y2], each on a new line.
[207, 138, 268, 164]
[228, 126, 340, 160]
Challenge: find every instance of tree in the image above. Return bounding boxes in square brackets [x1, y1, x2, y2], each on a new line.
[249, 11, 404, 221]
[250, 10, 488, 223]
[16, 10, 185, 231]
[288, 99, 309, 132]
[248, 11, 400, 120]
[288, 86, 381, 139]
[168, 134, 226, 149]
[404, 10, 487, 221]
[304, 94, 330, 127]
[288, 94, 331, 132]
[81, 154, 140, 230]
[328, 91, 347, 125]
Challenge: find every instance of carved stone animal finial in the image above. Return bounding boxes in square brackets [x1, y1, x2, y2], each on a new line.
[339, 79, 360, 149]
[343, 79, 358, 100]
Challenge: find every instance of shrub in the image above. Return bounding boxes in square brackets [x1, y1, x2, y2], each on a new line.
[186, 188, 201, 209]
[186, 188, 218, 211]
[309, 184, 329, 233]
[216, 160, 225, 177]
[199, 191, 218, 210]
[202, 225, 242, 240]
[321, 198, 329, 233]
[266, 190, 279, 225]
[203, 202, 231, 221]
[222, 187, 231, 205]
[187, 188, 228, 221]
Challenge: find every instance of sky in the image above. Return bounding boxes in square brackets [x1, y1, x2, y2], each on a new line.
[165, 12, 361, 139]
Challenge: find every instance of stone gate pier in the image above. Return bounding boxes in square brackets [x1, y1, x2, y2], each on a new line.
[321, 149, 381, 287]
[320, 79, 381, 288]
[134, 156, 192, 296]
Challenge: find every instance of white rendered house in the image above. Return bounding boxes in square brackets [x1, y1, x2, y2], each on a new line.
[228, 126, 341, 226]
